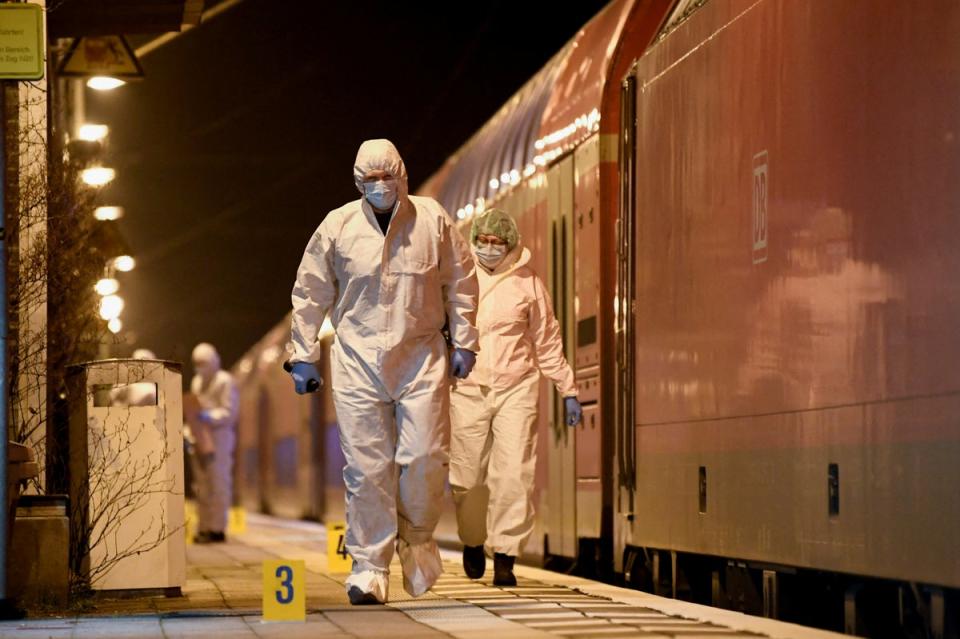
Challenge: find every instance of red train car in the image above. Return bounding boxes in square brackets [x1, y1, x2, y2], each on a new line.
[234, 1, 960, 635]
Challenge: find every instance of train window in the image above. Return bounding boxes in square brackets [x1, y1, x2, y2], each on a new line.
[577, 315, 597, 347]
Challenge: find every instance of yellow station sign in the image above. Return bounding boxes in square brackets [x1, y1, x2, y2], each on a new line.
[0, 4, 44, 80]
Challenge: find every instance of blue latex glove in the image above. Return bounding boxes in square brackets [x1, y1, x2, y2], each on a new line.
[197, 409, 213, 424]
[289, 361, 322, 394]
[564, 397, 582, 427]
[450, 348, 476, 379]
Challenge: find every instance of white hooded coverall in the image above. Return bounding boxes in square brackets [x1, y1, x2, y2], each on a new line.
[290, 139, 479, 599]
[190, 348, 239, 535]
[450, 243, 577, 557]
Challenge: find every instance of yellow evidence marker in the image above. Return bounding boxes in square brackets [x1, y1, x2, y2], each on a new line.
[184, 501, 197, 545]
[262, 559, 306, 622]
[326, 522, 352, 573]
[228, 505, 246, 535]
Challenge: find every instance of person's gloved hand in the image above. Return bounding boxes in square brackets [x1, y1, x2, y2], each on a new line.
[197, 409, 213, 424]
[564, 397, 582, 427]
[289, 361, 322, 394]
[450, 348, 476, 379]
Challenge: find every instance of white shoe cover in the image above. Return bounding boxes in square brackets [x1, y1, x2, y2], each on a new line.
[398, 539, 443, 596]
[345, 569, 389, 603]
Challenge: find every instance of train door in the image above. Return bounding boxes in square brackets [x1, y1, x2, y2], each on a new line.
[572, 136, 603, 553]
[613, 72, 638, 573]
[545, 155, 577, 561]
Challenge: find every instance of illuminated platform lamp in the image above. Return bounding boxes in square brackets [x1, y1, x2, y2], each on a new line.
[94, 206, 124, 221]
[81, 166, 115, 187]
[98, 294, 124, 321]
[94, 277, 119, 296]
[87, 76, 126, 91]
[107, 318, 122, 334]
[112, 255, 135, 272]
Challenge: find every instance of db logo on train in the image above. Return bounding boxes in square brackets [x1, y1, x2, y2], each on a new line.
[752, 150, 769, 265]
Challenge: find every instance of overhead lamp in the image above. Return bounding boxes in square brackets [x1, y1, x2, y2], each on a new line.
[94, 206, 124, 221]
[87, 76, 126, 91]
[94, 278, 119, 296]
[81, 167, 116, 187]
[99, 295, 124, 321]
[78, 124, 108, 142]
[107, 318, 123, 334]
[113, 255, 135, 272]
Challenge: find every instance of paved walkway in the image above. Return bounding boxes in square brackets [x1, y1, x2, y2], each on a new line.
[1, 514, 846, 638]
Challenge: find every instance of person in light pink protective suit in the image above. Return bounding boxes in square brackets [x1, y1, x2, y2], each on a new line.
[449, 208, 581, 586]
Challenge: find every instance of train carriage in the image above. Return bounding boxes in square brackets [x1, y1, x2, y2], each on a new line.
[233, 1, 960, 634]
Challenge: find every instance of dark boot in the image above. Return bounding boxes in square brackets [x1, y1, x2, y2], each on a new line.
[347, 585, 382, 605]
[493, 553, 516, 587]
[463, 545, 486, 579]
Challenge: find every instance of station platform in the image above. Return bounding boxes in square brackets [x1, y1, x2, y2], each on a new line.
[1, 514, 847, 638]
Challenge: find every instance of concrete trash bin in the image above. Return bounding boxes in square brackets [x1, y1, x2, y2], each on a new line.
[67, 358, 185, 594]
[5, 441, 40, 605]
[9, 495, 69, 606]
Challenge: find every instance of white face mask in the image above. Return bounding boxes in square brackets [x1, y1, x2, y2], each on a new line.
[363, 180, 398, 211]
[193, 359, 217, 380]
[475, 244, 507, 269]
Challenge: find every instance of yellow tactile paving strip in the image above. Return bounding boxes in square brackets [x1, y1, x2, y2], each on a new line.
[400, 567, 766, 639]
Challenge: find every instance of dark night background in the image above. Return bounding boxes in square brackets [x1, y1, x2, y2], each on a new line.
[85, 1, 609, 369]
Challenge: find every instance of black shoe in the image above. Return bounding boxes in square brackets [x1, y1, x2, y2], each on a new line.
[194, 530, 226, 544]
[463, 545, 485, 579]
[493, 553, 516, 587]
[347, 585, 381, 605]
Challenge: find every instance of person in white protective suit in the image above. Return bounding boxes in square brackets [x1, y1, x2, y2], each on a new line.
[450, 208, 582, 586]
[287, 139, 479, 605]
[189, 342, 239, 544]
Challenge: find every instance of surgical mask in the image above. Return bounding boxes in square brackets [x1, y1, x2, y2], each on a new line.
[363, 180, 397, 211]
[475, 244, 507, 269]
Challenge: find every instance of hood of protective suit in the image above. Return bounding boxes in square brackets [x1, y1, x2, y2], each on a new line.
[353, 139, 409, 205]
[132, 348, 156, 359]
[192, 342, 221, 378]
